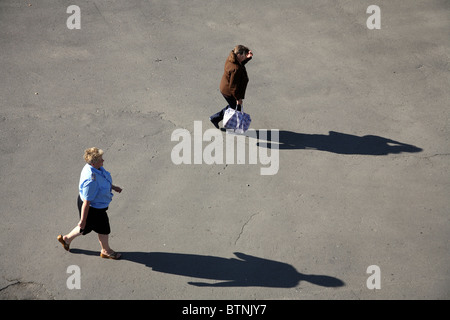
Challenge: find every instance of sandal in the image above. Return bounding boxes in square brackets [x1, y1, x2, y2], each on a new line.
[57, 235, 70, 251]
[100, 251, 121, 260]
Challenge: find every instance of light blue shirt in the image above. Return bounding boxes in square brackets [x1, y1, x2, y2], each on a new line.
[79, 164, 113, 209]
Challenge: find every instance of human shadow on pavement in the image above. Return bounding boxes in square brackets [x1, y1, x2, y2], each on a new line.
[253, 130, 422, 155]
[71, 250, 345, 288]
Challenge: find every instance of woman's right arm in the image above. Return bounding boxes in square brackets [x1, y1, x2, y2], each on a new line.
[78, 200, 90, 231]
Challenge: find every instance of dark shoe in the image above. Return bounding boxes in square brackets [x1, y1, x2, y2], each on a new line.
[209, 117, 220, 129]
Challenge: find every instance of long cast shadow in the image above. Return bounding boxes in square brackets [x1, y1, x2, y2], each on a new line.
[70, 250, 345, 288]
[253, 130, 422, 155]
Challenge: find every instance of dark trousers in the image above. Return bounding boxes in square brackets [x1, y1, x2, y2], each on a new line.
[210, 94, 242, 122]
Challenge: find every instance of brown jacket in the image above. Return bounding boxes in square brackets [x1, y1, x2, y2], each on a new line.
[219, 50, 252, 100]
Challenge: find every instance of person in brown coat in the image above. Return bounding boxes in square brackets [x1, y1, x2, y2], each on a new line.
[210, 45, 253, 129]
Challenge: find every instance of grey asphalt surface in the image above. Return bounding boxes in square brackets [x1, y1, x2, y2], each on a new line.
[0, 0, 449, 300]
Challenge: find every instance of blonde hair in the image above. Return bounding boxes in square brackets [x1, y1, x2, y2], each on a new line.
[84, 147, 104, 165]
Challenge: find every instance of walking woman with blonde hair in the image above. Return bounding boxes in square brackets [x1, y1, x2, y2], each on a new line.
[58, 147, 123, 259]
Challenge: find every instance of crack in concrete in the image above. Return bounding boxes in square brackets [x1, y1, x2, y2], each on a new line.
[421, 153, 450, 159]
[0, 280, 21, 292]
[0, 279, 55, 300]
[235, 212, 260, 245]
